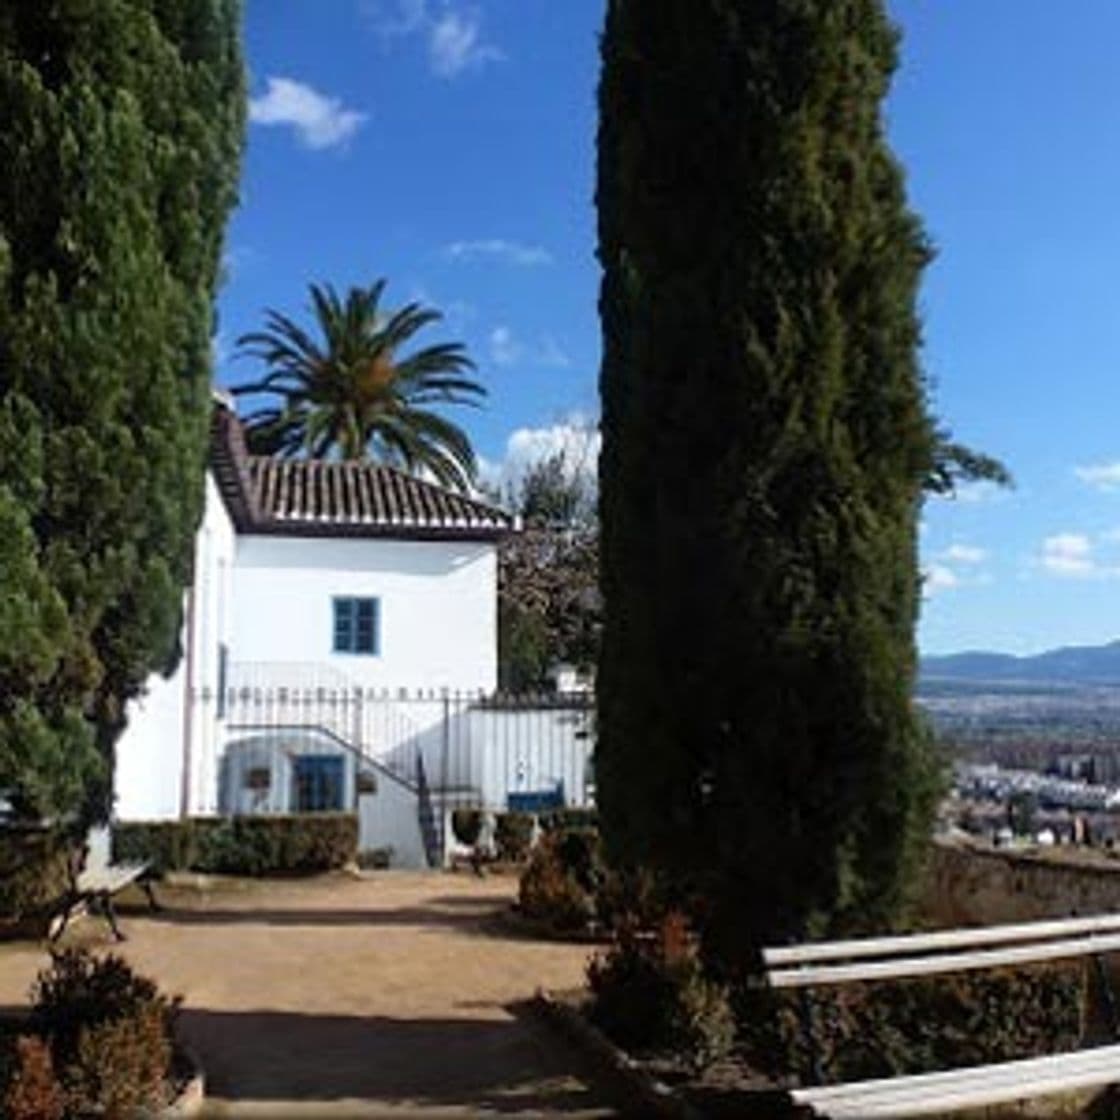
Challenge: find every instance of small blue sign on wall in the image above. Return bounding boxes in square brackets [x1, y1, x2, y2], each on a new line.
[507, 784, 564, 813]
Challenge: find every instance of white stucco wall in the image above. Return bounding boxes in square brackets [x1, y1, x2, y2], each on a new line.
[186, 474, 236, 814]
[358, 768, 427, 869]
[229, 535, 498, 693]
[113, 473, 235, 820]
[112, 641, 185, 820]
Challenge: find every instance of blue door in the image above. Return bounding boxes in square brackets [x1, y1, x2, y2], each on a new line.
[292, 755, 345, 812]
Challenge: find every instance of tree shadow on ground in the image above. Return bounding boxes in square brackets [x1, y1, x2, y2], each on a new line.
[120, 898, 526, 940]
[117, 890, 563, 944]
[174, 1001, 624, 1115]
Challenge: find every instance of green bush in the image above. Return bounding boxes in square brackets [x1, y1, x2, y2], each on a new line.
[738, 962, 1084, 1083]
[68, 1000, 171, 1117]
[111, 821, 198, 876]
[588, 911, 734, 1071]
[28, 949, 178, 1116]
[0, 828, 73, 929]
[538, 808, 599, 834]
[494, 812, 534, 862]
[451, 809, 483, 847]
[3, 1035, 64, 1120]
[112, 814, 358, 876]
[519, 833, 595, 932]
[593, 864, 666, 933]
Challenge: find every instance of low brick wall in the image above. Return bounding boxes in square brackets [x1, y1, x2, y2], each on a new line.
[924, 838, 1120, 926]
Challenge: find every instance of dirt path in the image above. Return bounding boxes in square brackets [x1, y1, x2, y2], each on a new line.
[0, 872, 619, 1117]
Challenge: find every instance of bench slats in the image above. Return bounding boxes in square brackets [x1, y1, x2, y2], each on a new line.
[768, 929, 1120, 989]
[794, 1043, 1120, 1118]
[76, 863, 148, 894]
[765, 912, 1120, 967]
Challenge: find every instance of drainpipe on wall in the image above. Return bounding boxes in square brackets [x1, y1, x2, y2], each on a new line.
[178, 586, 196, 820]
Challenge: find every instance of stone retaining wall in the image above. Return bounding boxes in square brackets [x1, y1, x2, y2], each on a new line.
[925, 838, 1120, 926]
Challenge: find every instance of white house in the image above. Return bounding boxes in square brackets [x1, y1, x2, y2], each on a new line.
[113, 397, 560, 864]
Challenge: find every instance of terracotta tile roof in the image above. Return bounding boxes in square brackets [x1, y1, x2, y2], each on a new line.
[209, 400, 513, 540]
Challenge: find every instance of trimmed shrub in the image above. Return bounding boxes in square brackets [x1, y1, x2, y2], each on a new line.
[112, 813, 358, 876]
[111, 821, 198, 876]
[538, 808, 599, 834]
[0, 828, 73, 932]
[29, 949, 178, 1117]
[494, 812, 534, 862]
[588, 911, 734, 1072]
[593, 864, 665, 933]
[738, 962, 1085, 1083]
[519, 834, 595, 932]
[451, 809, 483, 848]
[3, 1035, 65, 1120]
[68, 1001, 171, 1117]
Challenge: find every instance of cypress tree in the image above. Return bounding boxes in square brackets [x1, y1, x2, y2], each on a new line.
[596, 0, 942, 961]
[0, 1, 244, 823]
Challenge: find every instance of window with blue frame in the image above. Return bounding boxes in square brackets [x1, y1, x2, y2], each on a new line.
[333, 597, 380, 655]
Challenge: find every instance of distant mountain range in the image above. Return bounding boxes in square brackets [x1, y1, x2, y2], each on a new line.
[921, 640, 1120, 685]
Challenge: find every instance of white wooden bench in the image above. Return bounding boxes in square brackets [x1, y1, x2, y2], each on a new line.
[50, 859, 159, 943]
[763, 914, 1120, 1118]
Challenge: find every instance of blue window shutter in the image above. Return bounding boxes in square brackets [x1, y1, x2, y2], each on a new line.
[333, 599, 354, 652]
[333, 597, 379, 655]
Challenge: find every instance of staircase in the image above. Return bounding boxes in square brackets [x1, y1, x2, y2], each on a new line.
[415, 754, 443, 868]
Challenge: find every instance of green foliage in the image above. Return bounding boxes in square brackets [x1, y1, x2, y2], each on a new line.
[588, 912, 735, 1071]
[233, 281, 485, 491]
[496, 446, 601, 691]
[69, 1000, 171, 1117]
[1007, 790, 1038, 836]
[518, 828, 606, 932]
[596, 0, 947, 962]
[519, 834, 595, 932]
[3, 1035, 65, 1120]
[493, 811, 534, 862]
[739, 963, 1083, 1083]
[538, 807, 599, 834]
[0, 827, 72, 928]
[112, 813, 359, 875]
[0, 0, 245, 823]
[29, 949, 177, 1117]
[593, 865, 667, 934]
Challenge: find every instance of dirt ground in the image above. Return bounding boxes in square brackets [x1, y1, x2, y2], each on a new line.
[0, 871, 619, 1117]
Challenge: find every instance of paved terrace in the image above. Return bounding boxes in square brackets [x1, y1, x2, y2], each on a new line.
[0, 872, 618, 1117]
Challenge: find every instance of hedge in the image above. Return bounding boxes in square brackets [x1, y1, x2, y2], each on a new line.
[740, 962, 1084, 1083]
[112, 814, 358, 876]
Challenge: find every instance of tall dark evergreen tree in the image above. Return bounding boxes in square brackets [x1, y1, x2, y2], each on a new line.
[597, 0, 946, 961]
[0, 1, 244, 823]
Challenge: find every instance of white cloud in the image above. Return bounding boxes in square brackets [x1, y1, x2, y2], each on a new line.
[363, 1, 503, 79]
[942, 544, 987, 566]
[945, 480, 1006, 505]
[923, 564, 960, 594]
[429, 8, 503, 77]
[249, 77, 366, 150]
[443, 239, 553, 267]
[1041, 533, 1096, 577]
[488, 325, 573, 370]
[478, 416, 601, 495]
[538, 336, 572, 369]
[211, 330, 229, 370]
[1075, 461, 1120, 492]
[489, 326, 523, 368]
[361, 0, 427, 38]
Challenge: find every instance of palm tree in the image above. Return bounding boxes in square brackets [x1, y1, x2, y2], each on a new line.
[232, 281, 486, 491]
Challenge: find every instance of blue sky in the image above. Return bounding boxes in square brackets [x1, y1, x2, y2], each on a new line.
[219, 1, 1120, 658]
